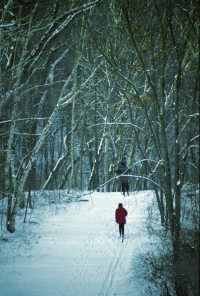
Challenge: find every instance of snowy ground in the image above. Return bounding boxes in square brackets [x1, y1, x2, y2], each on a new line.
[0, 190, 163, 296]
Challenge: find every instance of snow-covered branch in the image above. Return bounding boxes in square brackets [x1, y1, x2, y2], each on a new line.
[87, 122, 152, 137]
[90, 174, 165, 194]
[0, 22, 15, 27]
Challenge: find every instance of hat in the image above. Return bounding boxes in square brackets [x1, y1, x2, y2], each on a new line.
[118, 203, 123, 207]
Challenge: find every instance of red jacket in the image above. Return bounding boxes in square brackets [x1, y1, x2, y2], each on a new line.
[115, 206, 128, 224]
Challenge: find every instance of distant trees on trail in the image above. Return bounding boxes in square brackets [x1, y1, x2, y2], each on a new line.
[0, 0, 199, 294]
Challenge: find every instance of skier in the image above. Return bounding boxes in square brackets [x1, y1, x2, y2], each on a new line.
[115, 203, 128, 241]
[115, 162, 130, 196]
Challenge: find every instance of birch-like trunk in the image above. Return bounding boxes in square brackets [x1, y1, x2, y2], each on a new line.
[5, 110, 16, 232]
[104, 134, 110, 192]
[94, 94, 99, 191]
[68, 99, 75, 193]
[75, 100, 87, 190]
[104, 65, 111, 192]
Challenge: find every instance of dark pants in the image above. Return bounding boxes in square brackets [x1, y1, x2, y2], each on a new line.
[122, 182, 129, 194]
[119, 223, 125, 236]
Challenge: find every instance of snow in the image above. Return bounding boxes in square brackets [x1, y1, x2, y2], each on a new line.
[0, 190, 163, 296]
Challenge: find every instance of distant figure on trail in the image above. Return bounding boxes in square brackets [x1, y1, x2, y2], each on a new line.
[115, 203, 128, 240]
[115, 162, 130, 196]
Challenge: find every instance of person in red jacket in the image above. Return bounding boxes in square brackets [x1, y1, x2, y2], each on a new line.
[115, 203, 128, 239]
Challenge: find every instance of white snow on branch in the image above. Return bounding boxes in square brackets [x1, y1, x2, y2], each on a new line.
[49, 49, 69, 84]
[60, 58, 104, 108]
[148, 159, 165, 178]
[0, 22, 15, 27]
[190, 135, 200, 142]
[94, 174, 165, 193]
[87, 122, 152, 137]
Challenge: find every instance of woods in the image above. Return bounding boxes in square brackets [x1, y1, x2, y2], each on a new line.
[0, 0, 199, 295]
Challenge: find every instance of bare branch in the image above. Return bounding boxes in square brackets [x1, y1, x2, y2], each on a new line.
[0, 22, 16, 28]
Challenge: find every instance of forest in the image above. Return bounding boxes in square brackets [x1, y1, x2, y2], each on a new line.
[0, 0, 199, 295]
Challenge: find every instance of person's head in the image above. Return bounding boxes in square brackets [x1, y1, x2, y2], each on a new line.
[118, 203, 123, 207]
[122, 162, 125, 165]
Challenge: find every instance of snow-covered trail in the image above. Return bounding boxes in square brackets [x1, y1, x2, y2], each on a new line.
[0, 191, 156, 296]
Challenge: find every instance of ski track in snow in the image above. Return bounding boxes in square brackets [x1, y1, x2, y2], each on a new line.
[98, 194, 130, 296]
[0, 190, 157, 296]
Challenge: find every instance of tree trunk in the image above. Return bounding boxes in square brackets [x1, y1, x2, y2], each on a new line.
[94, 97, 99, 190]
[173, 63, 182, 264]
[5, 105, 17, 232]
[68, 99, 75, 193]
[104, 134, 110, 192]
